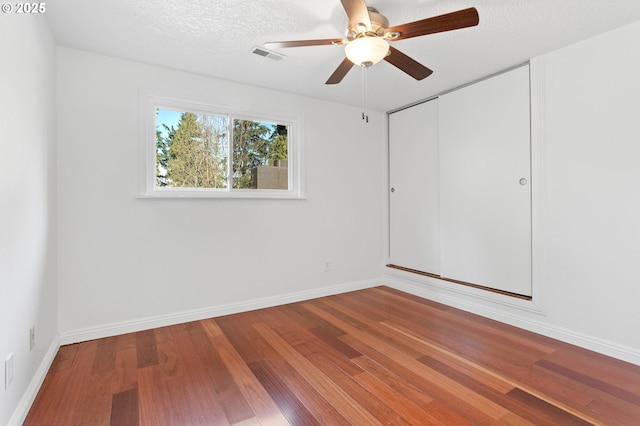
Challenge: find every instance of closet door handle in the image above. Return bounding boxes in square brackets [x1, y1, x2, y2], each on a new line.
[519, 178, 527, 186]
[390, 187, 395, 193]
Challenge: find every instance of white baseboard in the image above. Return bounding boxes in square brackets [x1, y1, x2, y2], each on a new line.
[383, 274, 640, 366]
[60, 279, 380, 345]
[8, 335, 60, 426]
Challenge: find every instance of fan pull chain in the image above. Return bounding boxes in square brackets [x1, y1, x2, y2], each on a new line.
[361, 64, 369, 123]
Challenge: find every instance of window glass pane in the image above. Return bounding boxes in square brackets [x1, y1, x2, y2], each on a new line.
[232, 119, 289, 190]
[156, 108, 228, 189]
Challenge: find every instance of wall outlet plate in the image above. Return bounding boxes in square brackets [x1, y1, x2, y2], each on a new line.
[5, 353, 14, 389]
[30, 326, 36, 351]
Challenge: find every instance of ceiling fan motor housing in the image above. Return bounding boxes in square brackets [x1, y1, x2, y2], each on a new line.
[348, 7, 389, 38]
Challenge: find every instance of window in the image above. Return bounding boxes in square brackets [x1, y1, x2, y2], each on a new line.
[140, 96, 302, 198]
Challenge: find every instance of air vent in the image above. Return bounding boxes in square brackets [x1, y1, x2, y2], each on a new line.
[251, 46, 285, 61]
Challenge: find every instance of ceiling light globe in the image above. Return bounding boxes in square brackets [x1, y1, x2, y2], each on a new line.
[345, 37, 389, 66]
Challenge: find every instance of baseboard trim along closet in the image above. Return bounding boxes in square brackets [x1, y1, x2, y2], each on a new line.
[386, 264, 532, 300]
[383, 273, 640, 366]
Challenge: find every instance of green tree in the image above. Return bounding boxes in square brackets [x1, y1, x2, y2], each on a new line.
[157, 111, 288, 190]
[198, 114, 228, 188]
[155, 116, 175, 187]
[268, 133, 288, 164]
[165, 112, 227, 188]
[232, 119, 271, 188]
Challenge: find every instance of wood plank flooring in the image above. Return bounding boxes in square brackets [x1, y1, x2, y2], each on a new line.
[25, 286, 640, 425]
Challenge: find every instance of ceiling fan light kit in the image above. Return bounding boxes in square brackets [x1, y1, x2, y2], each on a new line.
[345, 36, 390, 67]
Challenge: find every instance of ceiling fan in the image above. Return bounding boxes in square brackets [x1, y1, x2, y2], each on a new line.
[265, 0, 479, 84]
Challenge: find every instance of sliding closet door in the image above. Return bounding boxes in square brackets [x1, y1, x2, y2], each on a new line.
[389, 99, 440, 274]
[439, 65, 532, 296]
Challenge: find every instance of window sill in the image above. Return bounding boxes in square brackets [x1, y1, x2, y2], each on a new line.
[137, 189, 306, 200]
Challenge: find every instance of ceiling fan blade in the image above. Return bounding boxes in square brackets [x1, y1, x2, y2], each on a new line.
[384, 7, 479, 40]
[265, 39, 345, 49]
[384, 46, 433, 80]
[340, 0, 372, 32]
[326, 57, 354, 84]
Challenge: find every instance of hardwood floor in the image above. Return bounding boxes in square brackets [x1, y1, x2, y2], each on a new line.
[25, 286, 640, 425]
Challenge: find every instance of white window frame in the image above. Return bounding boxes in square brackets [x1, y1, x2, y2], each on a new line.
[139, 94, 304, 199]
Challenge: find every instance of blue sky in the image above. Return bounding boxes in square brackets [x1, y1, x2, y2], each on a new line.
[156, 108, 182, 138]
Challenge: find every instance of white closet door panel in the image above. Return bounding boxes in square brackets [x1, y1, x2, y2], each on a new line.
[439, 65, 531, 295]
[389, 99, 440, 274]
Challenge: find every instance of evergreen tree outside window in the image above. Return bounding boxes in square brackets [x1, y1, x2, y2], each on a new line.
[144, 98, 301, 198]
[156, 111, 228, 189]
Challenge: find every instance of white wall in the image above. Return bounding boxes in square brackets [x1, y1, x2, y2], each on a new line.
[56, 48, 385, 340]
[539, 20, 640, 350]
[386, 20, 640, 364]
[0, 15, 58, 426]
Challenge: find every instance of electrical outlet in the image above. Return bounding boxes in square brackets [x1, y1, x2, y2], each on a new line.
[324, 259, 331, 272]
[5, 353, 14, 389]
[30, 325, 36, 351]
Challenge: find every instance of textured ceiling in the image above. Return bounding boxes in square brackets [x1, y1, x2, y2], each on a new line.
[45, 0, 640, 112]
